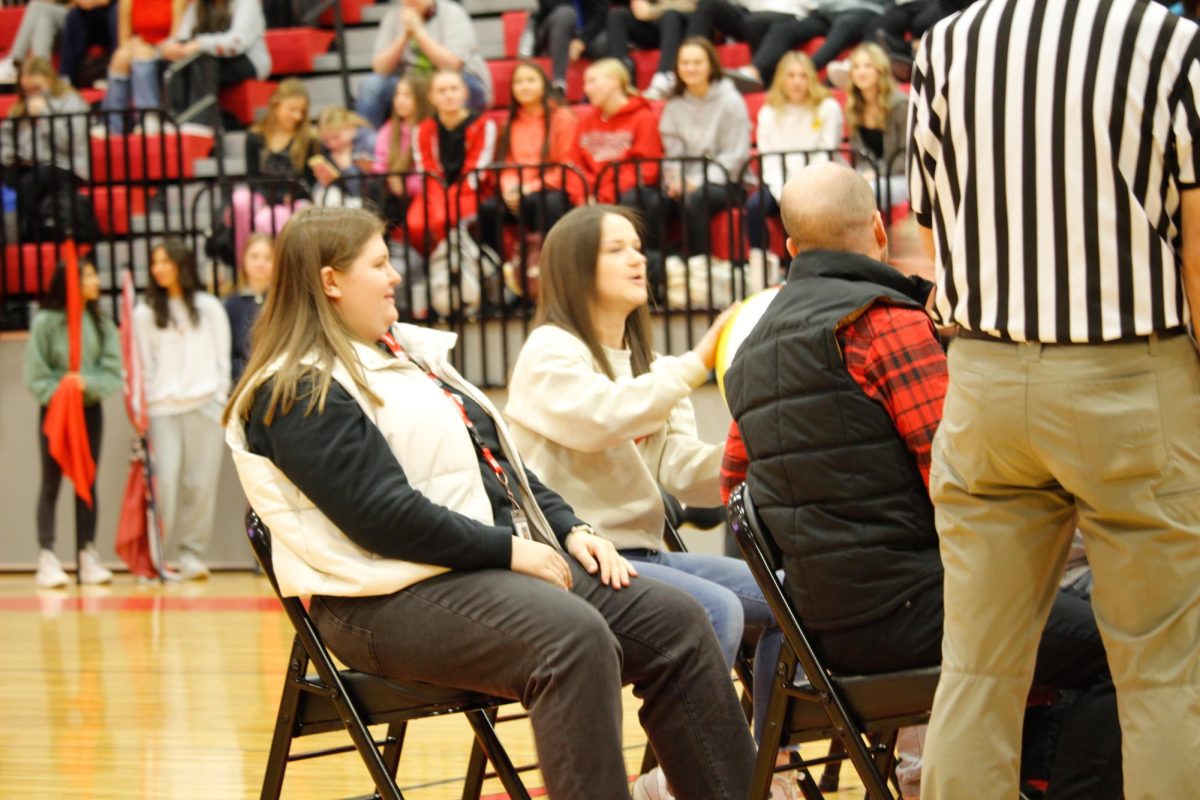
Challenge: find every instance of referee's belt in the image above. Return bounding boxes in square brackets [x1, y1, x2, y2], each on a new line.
[955, 326, 1188, 346]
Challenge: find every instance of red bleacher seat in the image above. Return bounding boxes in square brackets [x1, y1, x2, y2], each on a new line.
[220, 80, 279, 125]
[709, 209, 742, 261]
[0, 7, 23, 53]
[3, 243, 91, 293]
[89, 131, 214, 182]
[82, 185, 151, 235]
[503, 11, 530, 59]
[319, 0, 369, 26]
[264, 28, 335, 74]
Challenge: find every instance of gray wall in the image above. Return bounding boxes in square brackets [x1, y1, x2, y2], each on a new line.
[0, 331, 733, 571]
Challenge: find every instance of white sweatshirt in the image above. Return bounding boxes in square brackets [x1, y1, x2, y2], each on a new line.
[134, 293, 232, 418]
[757, 98, 844, 197]
[505, 325, 724, 552]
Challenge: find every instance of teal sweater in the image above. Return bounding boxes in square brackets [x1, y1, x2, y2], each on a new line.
[22, 309, 124, 407]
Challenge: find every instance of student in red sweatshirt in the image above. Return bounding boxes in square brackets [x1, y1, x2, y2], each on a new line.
[407, 69, 496, 252]
[478, 61, 584, 262]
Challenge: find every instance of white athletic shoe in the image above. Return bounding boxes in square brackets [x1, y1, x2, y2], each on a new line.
[178, 553, 210, 580]
[36, 549, 70, 589]
[516, 18, 536, 58]
[642, 72, 676, 101]
[0, 57, 17, 85]
[631, 767, 675, 800]
[826, 59, 850, 90]
[79, 544, 113, 585]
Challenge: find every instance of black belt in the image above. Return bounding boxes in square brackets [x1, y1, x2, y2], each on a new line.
[955, 326, 1188, 346]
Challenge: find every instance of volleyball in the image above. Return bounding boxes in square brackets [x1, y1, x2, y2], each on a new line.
[715, 286, 782, 400]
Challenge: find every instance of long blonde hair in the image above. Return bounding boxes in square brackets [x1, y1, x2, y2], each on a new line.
[845, 43, 895, 132]
[766, 52, 829, 112]
[8, 57, 71, 118]
[585, 58, 638, 102]
[252, 79, 316, 172]
[224, 207, 387, 427]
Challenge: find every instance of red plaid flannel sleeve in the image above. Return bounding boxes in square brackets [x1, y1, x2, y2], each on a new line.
[720, 419, 748, 505]
[839, 304, 948, 488]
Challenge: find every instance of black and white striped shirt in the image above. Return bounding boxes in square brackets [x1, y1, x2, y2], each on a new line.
[907, 0, 1200, 342]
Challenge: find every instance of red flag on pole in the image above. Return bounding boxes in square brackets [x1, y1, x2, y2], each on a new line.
[115, 269, 164, 578]
[41, 241, 96, 507]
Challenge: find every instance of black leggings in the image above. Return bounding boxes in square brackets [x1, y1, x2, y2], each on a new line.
[37, 403, 104, 552]
[477, 189, 572, 255]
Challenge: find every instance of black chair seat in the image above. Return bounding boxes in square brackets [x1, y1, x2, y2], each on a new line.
[294, 670, 513, 735]
[784, 666, 940, 744]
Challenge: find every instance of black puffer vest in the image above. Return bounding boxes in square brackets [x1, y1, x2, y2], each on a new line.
[726, 250, 943, 630]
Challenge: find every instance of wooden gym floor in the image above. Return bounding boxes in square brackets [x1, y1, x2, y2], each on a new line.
[0, 572, 868, 799]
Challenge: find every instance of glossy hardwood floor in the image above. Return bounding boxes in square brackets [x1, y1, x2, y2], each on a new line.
[0, 572, 869, 799]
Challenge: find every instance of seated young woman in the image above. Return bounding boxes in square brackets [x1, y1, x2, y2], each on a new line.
[222, 205, 755, 800]
[505, 205, 797, 798]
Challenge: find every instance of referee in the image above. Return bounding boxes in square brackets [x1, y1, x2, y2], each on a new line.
[908, 1, 1200, 798]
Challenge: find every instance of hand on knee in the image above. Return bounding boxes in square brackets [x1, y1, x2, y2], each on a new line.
[109, 46, 131, 75]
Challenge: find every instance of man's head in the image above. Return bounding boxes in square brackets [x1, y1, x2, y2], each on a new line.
[780, 162, 888, 262]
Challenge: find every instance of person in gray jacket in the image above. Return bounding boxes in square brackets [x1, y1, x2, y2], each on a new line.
[1, 57, 92, 241]
[356, 0, 494, 127]
[657, 37, 750, 256]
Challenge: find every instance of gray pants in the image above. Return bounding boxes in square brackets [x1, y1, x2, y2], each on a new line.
[312, 559, 756, 799]
[537, 4, 606, 86]
[149, 408, 224, 560]
[8, 1, 69, 62]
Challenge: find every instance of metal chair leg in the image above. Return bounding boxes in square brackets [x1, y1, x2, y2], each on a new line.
[460, 708, 495, 800]
[464, 709, 532, 800]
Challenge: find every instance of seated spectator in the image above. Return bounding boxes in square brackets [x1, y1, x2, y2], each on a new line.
[729, 0, 887, 85]
[0, 0, 72, 85]
[658, 38, 750, 256]
[745, 52, 842, 262]
[478, 61, 583, 279]
[407, 70, 495, 252]
[311, 107, 377, 207]
[223, 232, 274, 382]
[866, 0, 971, 78]
[98, 0, 179, 134]
[373, 74, 432, 226]
[222, 205, 757, 800]
[59, 0, 116, 89]
[722, 162, 1122, 800]
[844, 42, 908, 208]
[230, 79, 318, 254]
[158, 0, 273, 130]
[577, 59, 663, 207]
[1, 57, 93, 243]
[607, 0, 694, 100]
[684, 0, 813, 89]
[517, 0, 610, 95]
[356, 0, 493, 128]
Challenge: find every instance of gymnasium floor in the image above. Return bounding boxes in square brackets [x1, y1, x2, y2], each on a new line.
[0, 572, 867, 799]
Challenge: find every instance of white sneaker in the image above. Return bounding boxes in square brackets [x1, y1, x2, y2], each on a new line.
[79, 544, 113, 585]
[178, 553, 210, 580]
[36, 549, 69, 589]
[826, 59, 850, 90]
[516, 18, 536, 58]
[770, 774, 799, 800]
[643, 72, 676, 101]
[0, 57, 17, 85]
[631, 767, 675, 800]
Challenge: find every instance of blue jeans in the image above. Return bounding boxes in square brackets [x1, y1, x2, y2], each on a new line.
[621, 548, 784, 742]
[356, 70, 487, 128]
[101, 58, 161, 133]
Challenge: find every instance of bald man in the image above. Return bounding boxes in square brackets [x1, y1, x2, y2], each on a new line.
[723, 164, 1121, 800]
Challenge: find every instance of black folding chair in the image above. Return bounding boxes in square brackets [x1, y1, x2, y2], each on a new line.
[726, 485, 940, 800]
[245, 510, 533, 800]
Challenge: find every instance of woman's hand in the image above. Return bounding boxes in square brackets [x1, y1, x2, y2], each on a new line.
[312, 161, 338, 187]
[691, 302, 742, 371]
[510, 537, 573, 590]
[25, 95, 48, 116]
[565, 529, 637, 590]
[62, 371, 86, 391]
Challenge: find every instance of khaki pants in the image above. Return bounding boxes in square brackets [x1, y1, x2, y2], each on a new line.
[922, 333, 1200, 800]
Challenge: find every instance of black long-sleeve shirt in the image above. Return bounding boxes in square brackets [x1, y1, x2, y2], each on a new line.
[245, 372, 582, 572]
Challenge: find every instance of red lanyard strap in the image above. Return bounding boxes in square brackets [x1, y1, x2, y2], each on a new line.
[426, 372, 522, 512]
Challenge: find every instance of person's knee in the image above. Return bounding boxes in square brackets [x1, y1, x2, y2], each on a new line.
[547, 4, 576, 30]
[108, 44, 132, 75]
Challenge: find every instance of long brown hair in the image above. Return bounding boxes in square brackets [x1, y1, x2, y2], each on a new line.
[9, 57, 71, 117]
[224, 207, 387, 427]
[387, 73, 431, 175]
[671, 37, 723, 98]
[251, 79, 316, 172]
[845, 43, 895, 132]
[534, 205, 655, 380]
[146, 237, 201, 329]
[498, 60, 558, 163]
[195, 0, 233, 34]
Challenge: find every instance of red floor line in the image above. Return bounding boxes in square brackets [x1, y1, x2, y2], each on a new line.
[0, 595, 282, 613]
